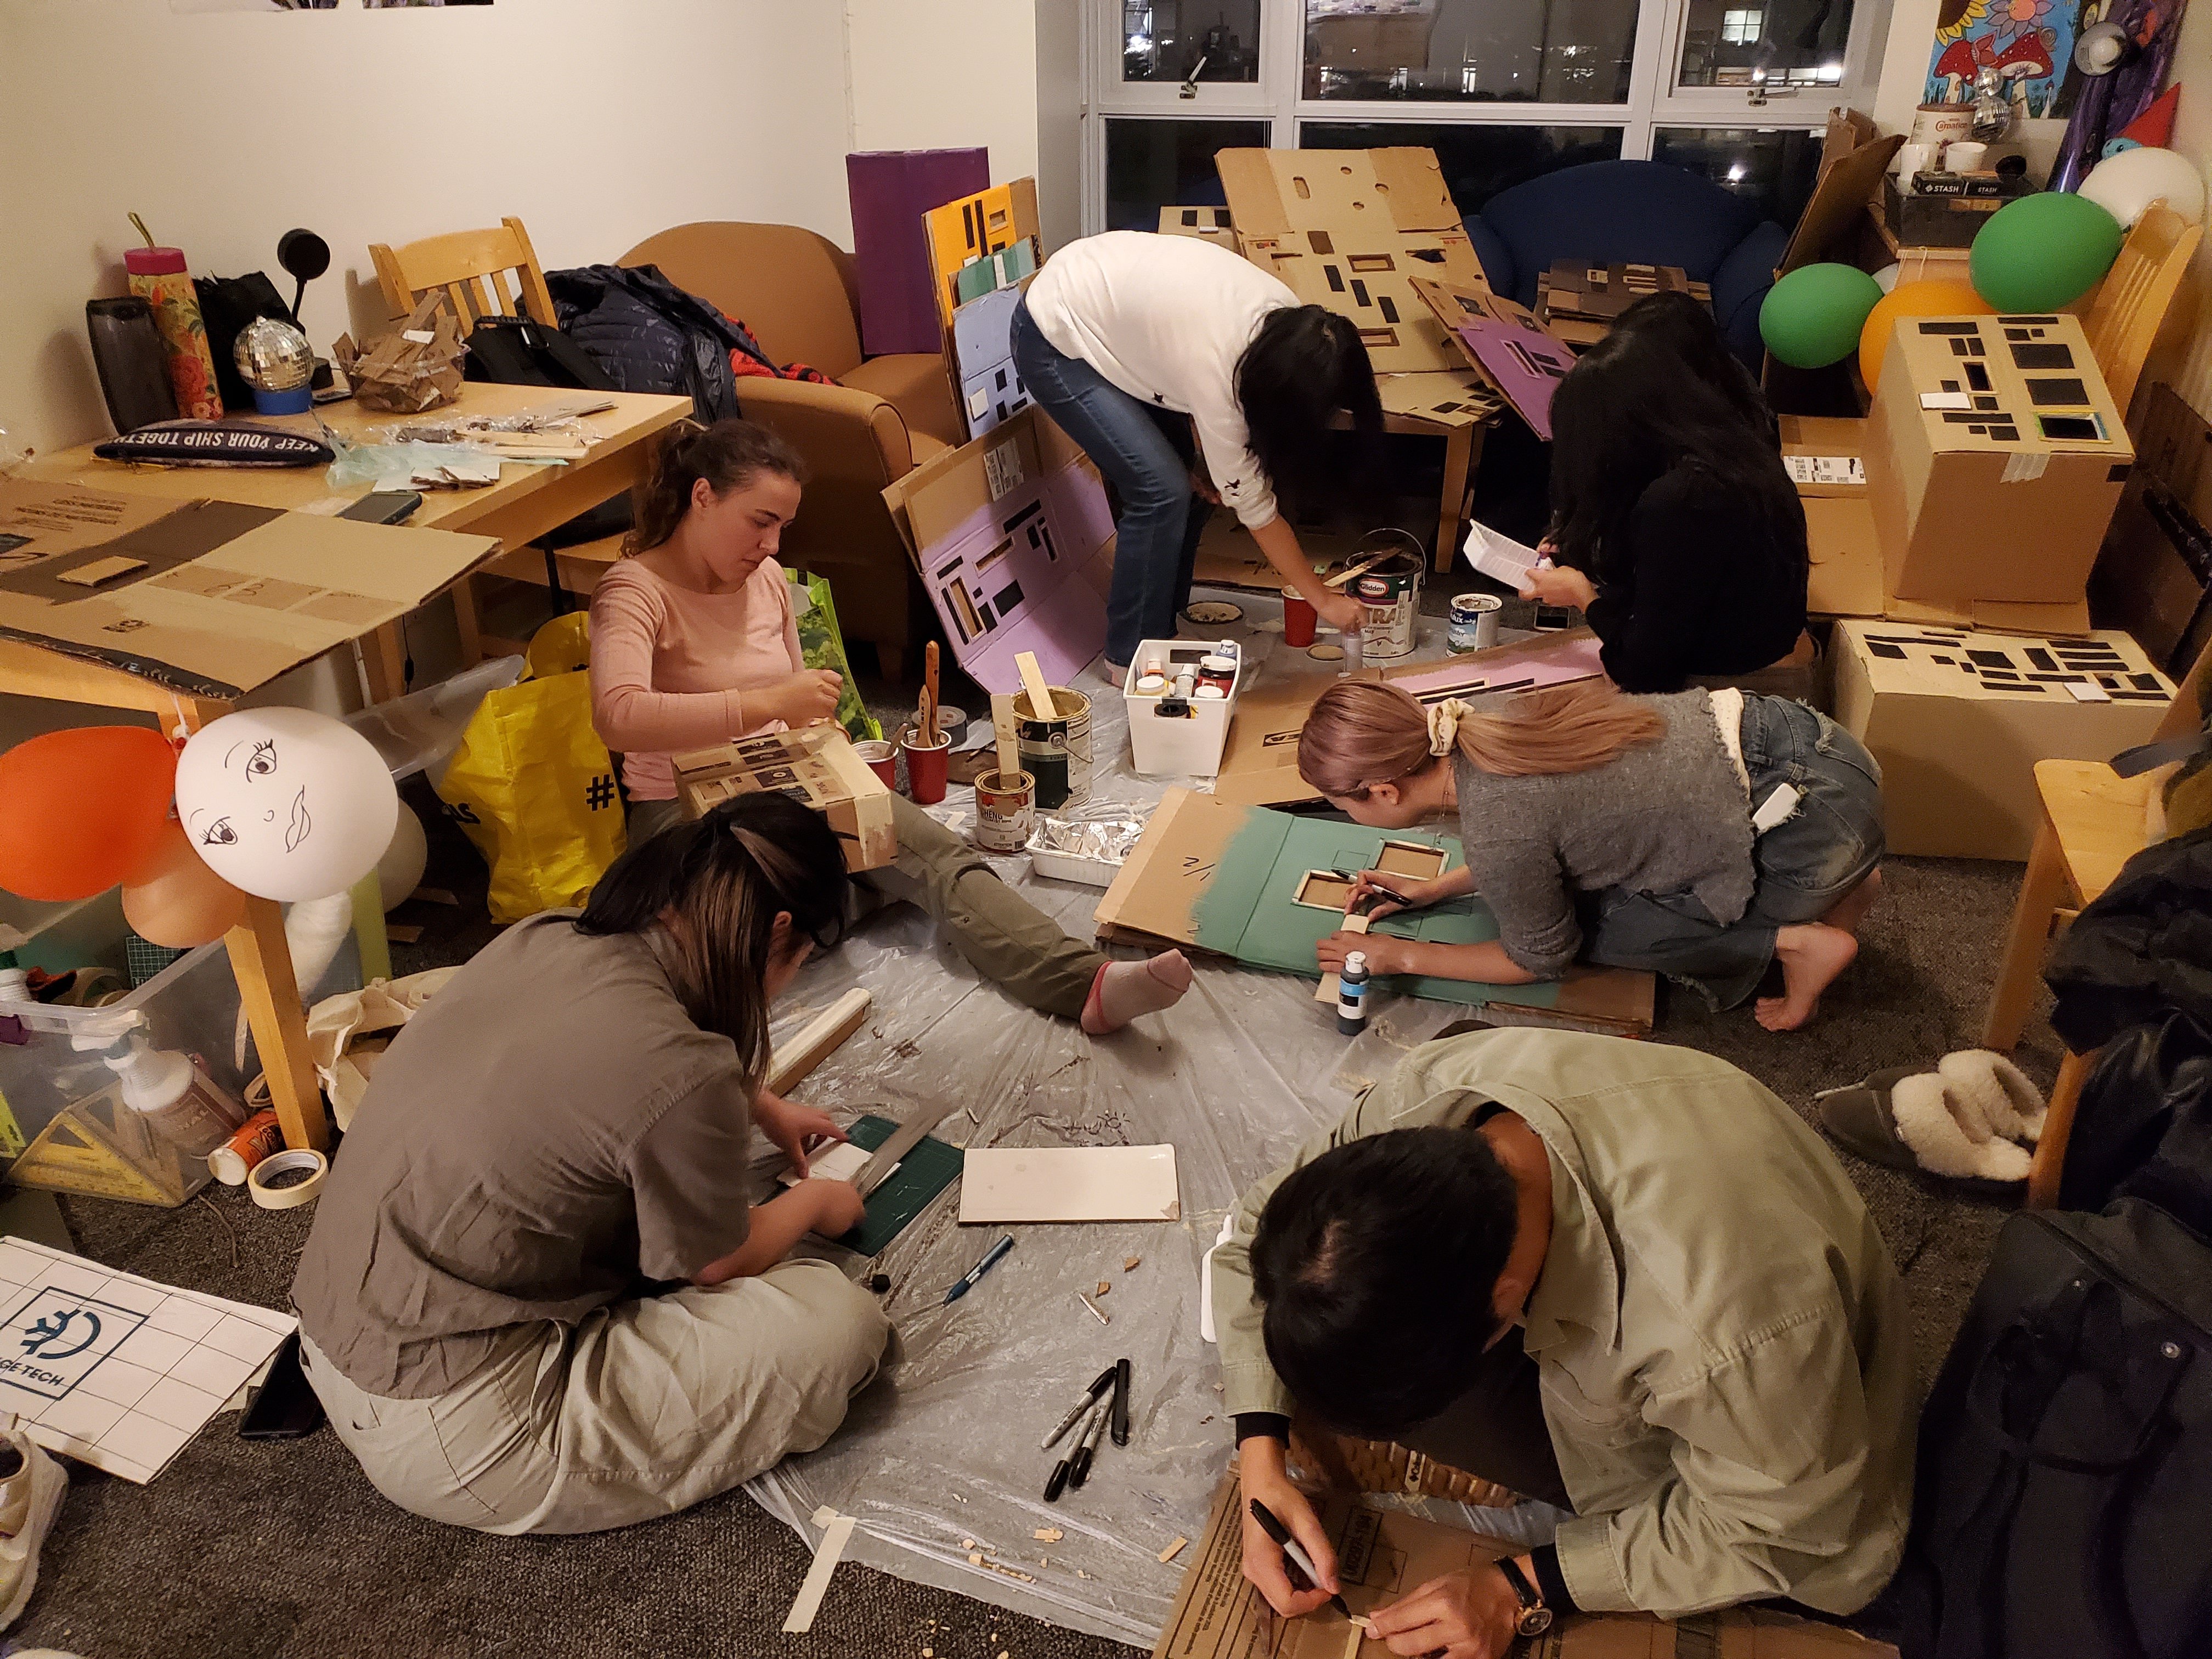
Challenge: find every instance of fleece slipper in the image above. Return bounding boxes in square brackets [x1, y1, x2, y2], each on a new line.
[1820, 1067, 2029, 1193]
[1938, 1049, 2046, 1144]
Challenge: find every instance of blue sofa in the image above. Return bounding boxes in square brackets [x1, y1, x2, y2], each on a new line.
[1460, 160, 1789, 366]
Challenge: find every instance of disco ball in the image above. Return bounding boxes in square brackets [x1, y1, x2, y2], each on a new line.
[234, 317, 314, 393]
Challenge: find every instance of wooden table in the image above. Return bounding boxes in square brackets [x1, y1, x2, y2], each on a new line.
[33, 386, 692, 698]
[19, 386, 690, 1150]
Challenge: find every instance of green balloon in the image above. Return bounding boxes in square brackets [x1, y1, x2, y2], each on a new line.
[1760, 263, 1884, 369]
[1970, 191, 2124, 312]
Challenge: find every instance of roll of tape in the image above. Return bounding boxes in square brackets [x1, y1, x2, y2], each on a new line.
[247, 1148, 328, 1210]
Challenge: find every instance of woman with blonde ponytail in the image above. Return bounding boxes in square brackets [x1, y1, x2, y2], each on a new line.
[1296, 680, 1884, 1030]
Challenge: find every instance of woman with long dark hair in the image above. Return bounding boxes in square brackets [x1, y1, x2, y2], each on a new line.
[1294, 678, 1884, 1031]
[1520, 316, 1808, 693]
[589, 417, 1192, 1034]
[292, 793, 889, 1533]
[1013, 230, 1384, 681]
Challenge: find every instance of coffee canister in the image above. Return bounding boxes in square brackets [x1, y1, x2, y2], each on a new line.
[1013, 685, 1093, 809]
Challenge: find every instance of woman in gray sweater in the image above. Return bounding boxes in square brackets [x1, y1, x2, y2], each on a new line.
[1295, 680, 1884, 1030]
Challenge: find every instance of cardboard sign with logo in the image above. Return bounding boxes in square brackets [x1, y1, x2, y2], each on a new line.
[673, 725, 898, 873]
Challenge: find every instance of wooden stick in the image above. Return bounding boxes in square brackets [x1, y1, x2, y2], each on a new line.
[923, 641, 941, 747]
[766, 988, 872, 1096]
[992, 692, 1021, 784]
[1322, 551, 1392, 590]
[1014, 649, 1056, 723]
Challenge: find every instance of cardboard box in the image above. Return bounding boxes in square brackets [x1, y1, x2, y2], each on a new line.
[1215, 148, 1489, 378]
[1831, 619, 2173, 859]
[1779, 415, 1869, 499]
[0, 478, 498, 700]
[1536, 261, 1711, 348]
[881, 405, 1116, 695]
[2089, 381, 2212, 676]
[1158, 205, 1238, 252]
[1867, 313, 2134, 608]
[672, 725, 897, 872]
[1882, 174, 2030, 249]
[1155, 1470, 1895, 1659]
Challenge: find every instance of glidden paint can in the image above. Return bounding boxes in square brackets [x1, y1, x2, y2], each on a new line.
[1355, 548, 1423, 661]
[974, 769, 1037, 852]
[1013, 686, 1093, 809]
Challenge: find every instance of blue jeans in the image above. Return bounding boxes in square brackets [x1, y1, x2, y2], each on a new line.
[1011, 298, 1210, 668]
[1582, 698, 1886, 1009]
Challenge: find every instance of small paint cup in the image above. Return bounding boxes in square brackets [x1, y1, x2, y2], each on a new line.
[899, 725, 951, 805]
[973, 768, 1037, 851]
[1448, 592, 1503, 653]
[852, 738, 898, 789]
[1282, 586, 1317, 647]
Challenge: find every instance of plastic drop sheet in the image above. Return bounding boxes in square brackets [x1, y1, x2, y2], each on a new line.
[747, 605, 1558, 1647]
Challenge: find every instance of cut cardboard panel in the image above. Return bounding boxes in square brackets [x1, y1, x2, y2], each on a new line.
[951, 284, 1031, 438]
[0, 480, 498, 700]
[2090, 382, 2212, 675]
[1831, 619, 2172, 859]
[1157, 205, 1238, 252]
[1866, 313, 2132, 608]
[1411, 277, 1573, 439]
[1804, 496, 1884, 618]
[957, 1144, 1180, 1224]
[847, 149, 992, 357]
[1375, 368, 1503, 431]
[673, 726, 898, 872]
[1536, 261, 1712, 338]
[1190, 514, 1367, 592]
[1216, 148, 1464, 239]
[1779, 131, 1905, 276]
[924, 178, 1042, 330]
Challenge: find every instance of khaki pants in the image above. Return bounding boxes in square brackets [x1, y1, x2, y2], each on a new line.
[298, 1257, 889, 1535]
[632, 791, 1104, 1020]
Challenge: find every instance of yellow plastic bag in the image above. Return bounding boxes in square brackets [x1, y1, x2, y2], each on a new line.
[433, 613, 626, 923]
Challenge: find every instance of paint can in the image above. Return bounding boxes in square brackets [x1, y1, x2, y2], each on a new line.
[1013, 685, 1093, 809]
[1448, 592, 1503, 653]
[1354, 552, 1423, 661]
[974, 768, 1037, 852]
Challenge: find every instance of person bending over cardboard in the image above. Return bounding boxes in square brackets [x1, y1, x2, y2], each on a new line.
[1214, 1028, 1916, 1657]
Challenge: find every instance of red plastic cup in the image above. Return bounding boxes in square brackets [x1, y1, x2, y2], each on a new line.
[1282, 587, 1318, 647]
[853, 739, 897, 789]
[900, 726, 951, 805]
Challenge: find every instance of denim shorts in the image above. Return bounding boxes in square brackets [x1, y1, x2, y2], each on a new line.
[1581, 698, 1886, 1009]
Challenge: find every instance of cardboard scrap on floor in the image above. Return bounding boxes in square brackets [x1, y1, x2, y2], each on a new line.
[958, 1145, 1181, 1224]
[1153, 1472, 1897, 1659]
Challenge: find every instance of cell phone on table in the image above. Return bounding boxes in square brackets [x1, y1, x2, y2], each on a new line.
[238, 1331, 325, 1441]
[340, 490, 424, 526]
[1531, 603, 1576, 631]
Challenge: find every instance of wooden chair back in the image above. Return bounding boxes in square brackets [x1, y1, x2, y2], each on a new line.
[2083, 203, 2203, 417]
[2154, 626, 2212, 742]
[370, 216, 558, 327]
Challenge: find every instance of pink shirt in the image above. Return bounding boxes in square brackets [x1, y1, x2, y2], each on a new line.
[587, 556, 804, 801]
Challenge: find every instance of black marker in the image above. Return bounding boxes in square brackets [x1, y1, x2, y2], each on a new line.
[1045, 1399, 1104, 1503]
[1110, 1356, 1132, 1447]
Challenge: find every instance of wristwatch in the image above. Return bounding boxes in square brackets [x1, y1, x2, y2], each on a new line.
[1497, 1556, 1554, 1638]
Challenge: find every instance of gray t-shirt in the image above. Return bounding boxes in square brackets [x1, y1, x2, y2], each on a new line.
[292, 914, 754, 1398]
[1454, 690, 1756, 979]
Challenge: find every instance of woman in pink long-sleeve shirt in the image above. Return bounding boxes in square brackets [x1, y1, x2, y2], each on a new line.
[588, 419, 1190, 1034]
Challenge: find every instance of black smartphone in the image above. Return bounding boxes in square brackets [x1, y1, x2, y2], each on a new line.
[338, 490, 423, 526]
[1532, 603, 1576, 631]
[238, 1331, 326, 1440]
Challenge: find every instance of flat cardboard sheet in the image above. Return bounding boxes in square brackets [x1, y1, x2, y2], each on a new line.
[1374, 369, 1502, 431]
[1159, 205, 1239, 251]
[1155, 1472, 1897, 1659]
[953, 284, 1032, 438]
[1411, 278, 1573, 439]
[0, 479, 499, 699]
[1190, 516, 1368, 593]
[925, 178, 1042, 330]
[958, 1144, 1181, 1224]
[2090, 382, 2212, 672]
[883, 405, 1116, 694]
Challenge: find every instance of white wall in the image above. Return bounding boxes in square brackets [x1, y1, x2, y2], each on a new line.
[2, 0, 855, 458]
[842, 0, 1041, 182]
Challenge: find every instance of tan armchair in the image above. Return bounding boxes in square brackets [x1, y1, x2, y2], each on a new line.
[619, 222, 965, 678]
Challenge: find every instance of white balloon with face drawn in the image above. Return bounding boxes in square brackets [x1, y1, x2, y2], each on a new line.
[174, 707, 399, 902]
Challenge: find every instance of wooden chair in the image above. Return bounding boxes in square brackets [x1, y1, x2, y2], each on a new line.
[1981, 631, 2212, 1205]
[369, 216, 558, 329]
[2082, 202, 2203, 419]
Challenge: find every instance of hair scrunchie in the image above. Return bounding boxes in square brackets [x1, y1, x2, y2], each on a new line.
[1426, 697, 1471, 757]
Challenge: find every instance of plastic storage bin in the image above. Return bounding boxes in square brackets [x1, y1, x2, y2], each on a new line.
[1124, 638, 1243, 777]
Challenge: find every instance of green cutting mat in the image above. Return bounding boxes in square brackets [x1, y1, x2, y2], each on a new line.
[1192, 809, 1562, 1011]
[828, 1114, 964, 1258]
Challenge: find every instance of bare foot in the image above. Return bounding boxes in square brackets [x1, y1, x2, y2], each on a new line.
[1082, 950, 1194, 1033]
[1756, 924, 1859, 1031]
[1820, 865, 1883, 934]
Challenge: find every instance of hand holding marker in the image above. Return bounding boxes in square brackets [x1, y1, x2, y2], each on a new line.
[1249, 1499, 1373, 1631]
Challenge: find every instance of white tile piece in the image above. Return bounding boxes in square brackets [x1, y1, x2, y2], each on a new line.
[92, 1411, 194, 1477]
[118, 1327, 193, 1375]
[76, 1358, 161, 1409]
[957, 1144, 1182, 1224]
[87, 1276, 167, 1316]
[133, 1375, 223, 1434]
[144, 1298, 221, 1341]
[38, 1391, 127, 1443]
[202, 1313, 279, 1362]
[35, 1260, 109, 1297]
[169, 1344, 258, 1401]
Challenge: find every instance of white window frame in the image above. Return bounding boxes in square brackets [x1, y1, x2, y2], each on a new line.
[1079, 0, 1893, 236]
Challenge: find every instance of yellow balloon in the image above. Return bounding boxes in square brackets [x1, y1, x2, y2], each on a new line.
[1858, 279, 1994, 394]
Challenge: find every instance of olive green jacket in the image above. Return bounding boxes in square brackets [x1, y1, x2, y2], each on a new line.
[1212, 1028, 1916, 1618]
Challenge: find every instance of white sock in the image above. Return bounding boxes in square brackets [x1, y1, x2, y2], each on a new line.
[1083, 951, 1193, 1033]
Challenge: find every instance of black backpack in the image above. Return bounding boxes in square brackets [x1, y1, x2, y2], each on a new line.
[1897, 1199, 2212, 1658]
[461, 314, 616, 391]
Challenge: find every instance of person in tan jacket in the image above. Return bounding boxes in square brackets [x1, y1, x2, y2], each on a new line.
[1214, 1028, 1916, 1657]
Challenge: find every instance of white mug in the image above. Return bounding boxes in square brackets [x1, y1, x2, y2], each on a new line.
[1892, 142, 1934, 179]
[1946, 140, 1988, 173]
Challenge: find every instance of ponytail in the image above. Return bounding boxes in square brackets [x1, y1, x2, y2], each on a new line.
[1296, 680, 1666, 799]
[626, 417, 808, 556]
[576, 791, 848, 1092]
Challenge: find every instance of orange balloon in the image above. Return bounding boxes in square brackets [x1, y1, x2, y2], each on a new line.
[121, 820, 247, 948]
[0, 726, 177, 901]
[1859, 279, 1994, 395]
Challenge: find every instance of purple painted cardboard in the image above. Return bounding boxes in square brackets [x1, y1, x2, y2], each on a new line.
[1410, 277, 1575, 441]
[953, 285, 1029, 436]
[847, 149, 989, 357]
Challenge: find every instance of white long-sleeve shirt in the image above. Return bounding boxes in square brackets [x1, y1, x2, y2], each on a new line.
[1024, 230, 1293, 531]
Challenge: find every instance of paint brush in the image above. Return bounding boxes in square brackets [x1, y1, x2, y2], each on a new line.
[1248, 1498, 1365, 1626]
[923, 640, 941, 747]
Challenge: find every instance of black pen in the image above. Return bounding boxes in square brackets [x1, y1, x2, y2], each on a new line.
[1248, 1498, 1365, 1626]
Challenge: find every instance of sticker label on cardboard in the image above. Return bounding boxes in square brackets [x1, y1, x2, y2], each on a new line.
[983, 438, 1024, 501]
[1784, 455, 1865, 487]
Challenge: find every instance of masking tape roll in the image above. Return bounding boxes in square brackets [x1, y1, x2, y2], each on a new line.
[247, 1148, 329, 1210]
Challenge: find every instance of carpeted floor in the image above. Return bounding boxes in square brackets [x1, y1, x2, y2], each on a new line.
[10, 624, 2059, 1659]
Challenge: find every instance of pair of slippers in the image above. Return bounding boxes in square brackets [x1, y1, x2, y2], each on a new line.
[1820, 1049, 2047, 1192]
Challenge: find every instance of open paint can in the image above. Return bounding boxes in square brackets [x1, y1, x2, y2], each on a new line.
[974, 768, 1037, 851]
[1013, 686, 1093, 809]
[1448, 592, 1503, 653]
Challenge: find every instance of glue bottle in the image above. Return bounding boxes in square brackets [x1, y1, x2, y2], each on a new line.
[1336, 951, 1370, 1035]
[100, 1032, 247, 1159]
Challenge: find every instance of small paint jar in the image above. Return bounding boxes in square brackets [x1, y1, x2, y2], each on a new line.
[1134, 672, 1167, 695]
[1194, 684, 1227, 700]
[1449, 592, 1504, 653]
[1197, 654, 1236, 696]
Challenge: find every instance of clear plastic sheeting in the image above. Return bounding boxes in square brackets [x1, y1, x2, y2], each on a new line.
[746, 600, 1525, 1646]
